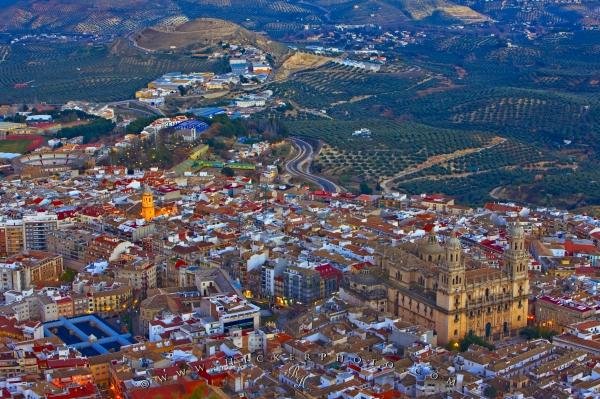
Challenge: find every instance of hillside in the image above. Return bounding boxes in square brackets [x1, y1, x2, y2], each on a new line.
[274, 52, 332, 81]
[0, 0, 182, 34]
[314, 0, 488, 24]
[387, 0, 489, 22]
[134, 18, 290, 63]
[0, 38, 230, 104]
[0, 0, 489, 38]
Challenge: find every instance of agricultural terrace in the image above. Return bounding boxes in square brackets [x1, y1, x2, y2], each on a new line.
[268, 62, 432, 115]
[287, 119, 489, 180]
[176, 0, 315, 38]
[0, 41, 229, 104]
[265, 40, 600, 205]
[403, 87, 600, 148]
[0, 1, 184, 36]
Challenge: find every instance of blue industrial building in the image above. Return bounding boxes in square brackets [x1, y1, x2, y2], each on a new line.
[188, 107, 226, 119]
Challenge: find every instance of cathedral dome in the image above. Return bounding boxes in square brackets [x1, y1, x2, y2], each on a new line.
[419, 232, 444, 259]
[446, 235, 461, 250]
[509, 223, 524, 238]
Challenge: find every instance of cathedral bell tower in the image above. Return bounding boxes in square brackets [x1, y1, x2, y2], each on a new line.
[437, 234, 465, 310]
[506, 222, 529, 330]
[140, 185, 155, 222]
[505, 223, 528, 280]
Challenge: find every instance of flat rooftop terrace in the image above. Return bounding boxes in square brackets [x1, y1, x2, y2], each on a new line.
[44, 314, 135, 355]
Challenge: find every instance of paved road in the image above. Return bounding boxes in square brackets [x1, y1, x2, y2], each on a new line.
[285, 137, 342, 193]
[107, 99, 165, 117]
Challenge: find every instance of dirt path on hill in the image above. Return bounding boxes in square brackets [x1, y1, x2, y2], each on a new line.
[287, 99, 333, 119]
[380, 136, 507, 192]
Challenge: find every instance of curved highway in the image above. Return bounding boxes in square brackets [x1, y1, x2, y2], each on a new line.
[285, 137, 342, 193]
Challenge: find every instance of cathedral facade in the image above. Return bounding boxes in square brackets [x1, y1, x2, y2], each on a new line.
[382, 224, 529, 345]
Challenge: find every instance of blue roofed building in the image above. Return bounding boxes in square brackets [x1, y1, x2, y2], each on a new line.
[188, 107, 227, 119]
[174, 119, 210, 142]
[44, 314, 135, 356]
[229, 59, 249, 75]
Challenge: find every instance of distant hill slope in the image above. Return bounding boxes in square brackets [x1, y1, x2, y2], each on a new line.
[0, 0, 182, 34]
[274, 52, 332, 81]
[134, 18, 290, 63]
[314, 0, 488, 24]
[0, 0, 488, 36]
[387, 0, 489, 22]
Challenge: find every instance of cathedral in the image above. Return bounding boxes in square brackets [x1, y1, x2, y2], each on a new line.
[381, 223, 529, 345]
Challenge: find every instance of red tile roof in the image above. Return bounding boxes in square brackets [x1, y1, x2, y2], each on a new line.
[315, 264, 343, 280]
[129, 380, 207, 399]
[565, 240, 600, 255]
[484, 202, 522, 213]
[46, 383, 96, 399]
[46, 358, 89, 369]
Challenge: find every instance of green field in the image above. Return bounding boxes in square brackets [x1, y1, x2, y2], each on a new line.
[0, 139, 30, 154]
[0, 40, 229, 104]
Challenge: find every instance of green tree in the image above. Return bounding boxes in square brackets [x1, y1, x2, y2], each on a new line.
[459, 331, 494, 352]
[206, 137, 226, 151]
[520, 326, 558, 341]
[58, 117, 115, 143]
[60, 268, 77, 283]
[484, 385, 498, 398]
[209, 115, 247, 138]
[178, 85, 188, 96]
[359, 181, 373, 195]
[126, 116, 160, 134]
[221, 166, 235, 177]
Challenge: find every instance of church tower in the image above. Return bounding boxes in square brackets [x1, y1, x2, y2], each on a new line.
[505, 223, 528, 280]
[140, 185, 155, 221]
[436, 233, 466, 343]
[505, 222, 529, 331]
[437, 234, 465, 306]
